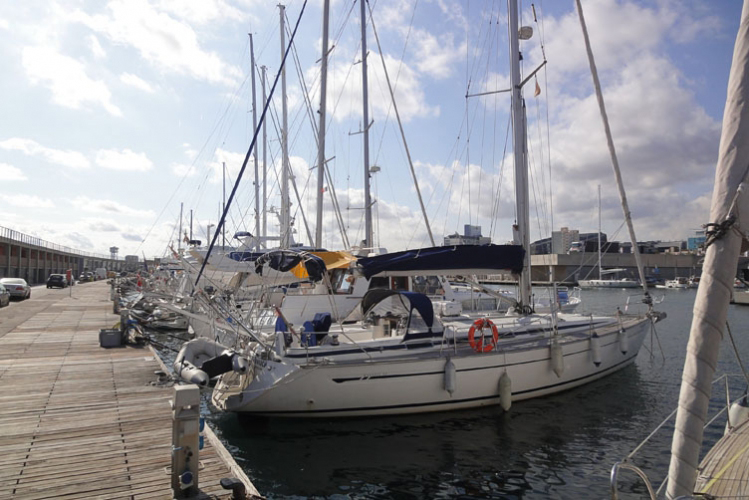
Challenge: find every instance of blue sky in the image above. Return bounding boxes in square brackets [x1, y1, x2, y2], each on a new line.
[0, 0, 742, 258]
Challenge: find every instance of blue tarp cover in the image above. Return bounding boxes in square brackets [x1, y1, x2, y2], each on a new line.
[357, 244, 524, 279]
[254, 250, 327, 282]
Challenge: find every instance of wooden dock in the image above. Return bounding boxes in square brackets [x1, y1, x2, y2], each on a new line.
[0, 281, 259, 499]
[694, 419, 749, 497]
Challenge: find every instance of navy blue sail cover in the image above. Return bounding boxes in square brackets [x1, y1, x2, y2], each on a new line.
[254, 250, 327, 282]
[357, 244, 525, 279]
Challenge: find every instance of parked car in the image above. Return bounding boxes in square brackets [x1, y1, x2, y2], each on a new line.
[0, 278, 31, 300]
[46, 274, 67, 289]
[0, 285, 10, 307]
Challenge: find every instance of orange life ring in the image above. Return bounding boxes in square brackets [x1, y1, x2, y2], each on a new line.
[468, 318, 498, 353]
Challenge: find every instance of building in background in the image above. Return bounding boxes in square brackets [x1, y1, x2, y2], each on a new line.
[443, 225, 492, 246]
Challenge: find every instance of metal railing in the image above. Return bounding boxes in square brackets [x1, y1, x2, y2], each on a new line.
[0, 225, 118, 260]
[610, 374, 745, 499]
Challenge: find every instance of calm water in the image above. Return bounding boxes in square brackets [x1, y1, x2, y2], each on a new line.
[152, 288, 749, 499]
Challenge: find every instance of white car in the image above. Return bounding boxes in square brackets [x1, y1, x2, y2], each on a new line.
[0, 278, 31, 300]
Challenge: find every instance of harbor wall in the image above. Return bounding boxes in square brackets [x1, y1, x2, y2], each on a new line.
[0, 226, 125, 285]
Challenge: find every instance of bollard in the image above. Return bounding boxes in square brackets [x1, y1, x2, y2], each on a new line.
[171, 385, 200, 498]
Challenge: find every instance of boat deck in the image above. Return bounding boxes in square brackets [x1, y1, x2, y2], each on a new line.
[694, 420, 749, 497]
[0, 281, 259, 499]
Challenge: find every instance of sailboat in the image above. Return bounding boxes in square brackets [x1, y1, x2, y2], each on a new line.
[608, 2, 749, 497]
[577, 185, 640, 288]
[181, 0, 664, 418]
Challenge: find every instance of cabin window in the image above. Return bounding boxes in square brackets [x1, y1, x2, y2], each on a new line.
[331, 269, 356, 295]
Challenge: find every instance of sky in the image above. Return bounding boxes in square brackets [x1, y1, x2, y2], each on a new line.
[0, 0, 743, 259]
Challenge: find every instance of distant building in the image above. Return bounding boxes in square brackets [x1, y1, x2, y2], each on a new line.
[687, 229, 706, 251]
[655, 241, 685, 253]
[443, 225, 491, 246]
[124, 255, 139, 272]
[551, 227, 579, 254]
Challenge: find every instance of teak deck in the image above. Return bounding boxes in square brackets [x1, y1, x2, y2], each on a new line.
[694, 419, 749, 498]
[0, 281, 259, 499]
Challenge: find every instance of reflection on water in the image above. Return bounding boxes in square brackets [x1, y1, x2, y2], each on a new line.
[149, 288, 749, 499]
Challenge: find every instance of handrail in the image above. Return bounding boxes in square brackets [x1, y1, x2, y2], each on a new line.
[610, 373, 744, 499]
[610, 462, 657, 500]
[0, 225, 117, 260]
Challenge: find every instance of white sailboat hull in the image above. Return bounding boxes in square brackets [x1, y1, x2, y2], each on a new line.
[212, 315, 651, 417]
[578, 279, 640, 288]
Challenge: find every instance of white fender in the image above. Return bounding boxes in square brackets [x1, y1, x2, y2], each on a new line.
[726, 397, 749, 434]
[499, 371, 512, 411]
[618, 329, 629, 355]
[551, 338, 564, 378]
[444, 358, 456, 395]
[590, 332, 601, 367]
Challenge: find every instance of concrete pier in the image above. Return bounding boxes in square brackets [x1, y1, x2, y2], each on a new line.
[0, 281, 259, 499]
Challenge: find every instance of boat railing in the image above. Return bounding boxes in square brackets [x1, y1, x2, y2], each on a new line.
[610, 373, 745, 499]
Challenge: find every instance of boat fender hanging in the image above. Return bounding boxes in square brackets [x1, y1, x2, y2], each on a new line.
[174, 362, 209, 387]
[444, 358, 456, 395]
[231, 353, 249, 374]
[726, 395, 749, 434]
[551, 338, 564, 377]
[590, 332, 601, 367]
[468, 318, 499, 353]
[618, 329, 629, 355]
[499, 371, 512, 411]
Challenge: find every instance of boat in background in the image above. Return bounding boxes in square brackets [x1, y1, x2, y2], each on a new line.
[196, 0, 662, 418]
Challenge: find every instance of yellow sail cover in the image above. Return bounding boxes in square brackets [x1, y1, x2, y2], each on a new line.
[290, 251, 356, 279]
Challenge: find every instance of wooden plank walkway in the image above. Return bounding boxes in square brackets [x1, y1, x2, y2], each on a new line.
[694, 419, 749, 498]
[0, 281, 260, 499]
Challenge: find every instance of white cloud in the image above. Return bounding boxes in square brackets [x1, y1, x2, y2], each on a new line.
[22, 46, 122, 116]
[155, 0, 246, 25]
[0, 18, 9, 30]
[171, 163, 197, 177]
[88, 34, 106, 59]
[0, 138, 90, 169]
[6, 194, 54, 208]
[120, 72, 155, 93]
[0, 163, 27, 181]
[85, 218, 121, 232]
[73, 0, 243, 86]
[410, 30, 466, 80]
[70, 196, 155, 218]
[95, 148, 153, 171]
[322, 49, 438, 123]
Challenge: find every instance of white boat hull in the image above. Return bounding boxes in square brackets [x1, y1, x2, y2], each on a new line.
[212, 316, 651, 417]
[578, 279, 640, 288]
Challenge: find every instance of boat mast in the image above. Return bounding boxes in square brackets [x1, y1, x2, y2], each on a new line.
[360, 0, 373, 248]
[667, 1, 749, 496]
[250, 34, 261, 241]
[597, 184, 602, 281]
[178, 202, 183, 253]
[315, 0, 330, 249]
[508, 0, 532, 308]
[279, 4, 291, 249]
[261, 65, 268, 245]
[575, 0, 649, 297]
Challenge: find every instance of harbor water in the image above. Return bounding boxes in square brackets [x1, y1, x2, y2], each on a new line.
[152, 287, 749, 498]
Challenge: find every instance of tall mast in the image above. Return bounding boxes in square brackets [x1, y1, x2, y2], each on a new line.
[279, 4, 290, 249]
[222, 162, 226, 248]
[315, 0, 330, 249]
[360, 0, 373, 248]
[261, 65, 268, 244]
[597, 184, 602, 280]
[250, 34, 260, 241]
[178, 202, 183, 252]
[508, 0, 531, 308]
